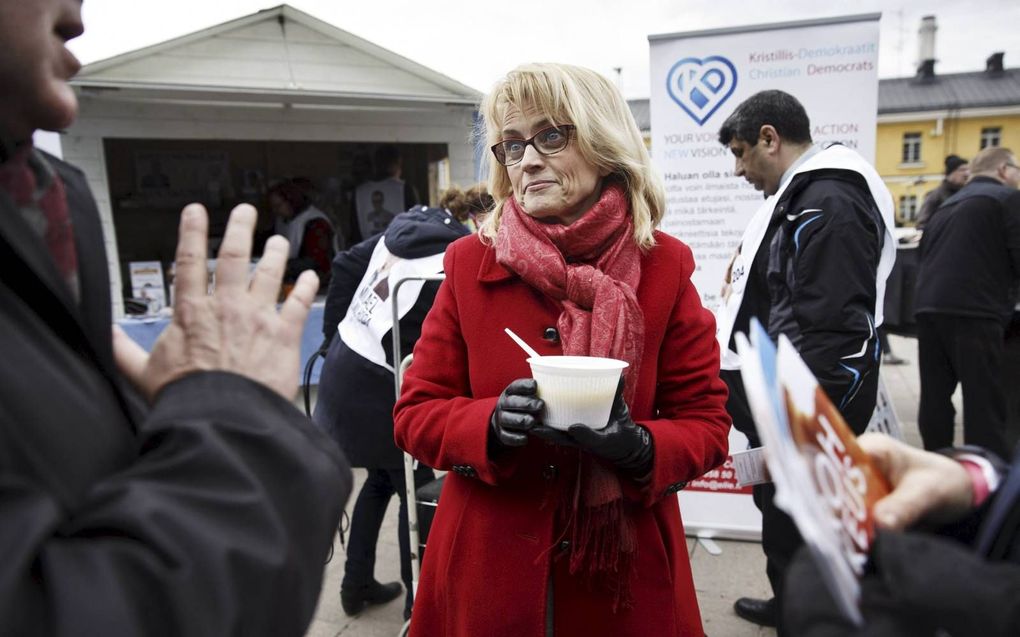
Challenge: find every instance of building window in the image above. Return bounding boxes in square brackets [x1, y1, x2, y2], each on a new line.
[901, 132, 922, 163]
[900, 195, 919, 222]
[981, 127, 1001, 150]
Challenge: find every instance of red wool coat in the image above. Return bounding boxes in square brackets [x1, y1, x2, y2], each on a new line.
[394, 231, 731, 637]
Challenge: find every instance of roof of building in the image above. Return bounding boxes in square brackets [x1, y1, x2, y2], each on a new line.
[72, 4, 482, 107]
[627, 99, 650, 133]
[627, 99, 651, 133]
[878, 66, 1020, 114]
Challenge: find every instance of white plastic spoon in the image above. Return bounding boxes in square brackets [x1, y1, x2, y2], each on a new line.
[504, 327, 541, 359]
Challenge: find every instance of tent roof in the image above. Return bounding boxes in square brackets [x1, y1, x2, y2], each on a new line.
[73, 4, 482, 107]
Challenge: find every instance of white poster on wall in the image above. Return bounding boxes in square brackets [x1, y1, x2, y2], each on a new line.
[649, 14, 882, 540]
[129, 261, 167, 314]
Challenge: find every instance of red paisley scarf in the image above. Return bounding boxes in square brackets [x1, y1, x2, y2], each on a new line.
[495, 182, 644, 609]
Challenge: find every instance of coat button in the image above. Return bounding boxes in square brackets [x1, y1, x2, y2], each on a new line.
[558, 540, 571, 552]
[542, 327, 560, 343]
[542, 465, 558, 481]
[664, 481, 688, 495]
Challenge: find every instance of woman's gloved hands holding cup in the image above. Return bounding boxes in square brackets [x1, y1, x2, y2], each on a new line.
[489, 379, 544, 449]
[488, 378, 654, 478]
[563, 378, 653, 477]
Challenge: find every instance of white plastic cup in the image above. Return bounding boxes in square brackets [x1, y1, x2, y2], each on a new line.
[527, 356, 629, 431]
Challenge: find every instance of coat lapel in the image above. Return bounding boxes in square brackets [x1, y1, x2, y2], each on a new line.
[51, 152, 116, 365]
[0, 189, 79, 310]
[477, 243, 514, 283]
[0, 188, 86, 331]
[0, 151, 115, 379]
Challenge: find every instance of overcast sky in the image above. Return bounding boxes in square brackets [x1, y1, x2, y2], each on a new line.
[69, 0, 1020, 99]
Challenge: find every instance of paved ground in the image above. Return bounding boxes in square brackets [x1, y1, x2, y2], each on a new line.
[305, 334, 942, 637]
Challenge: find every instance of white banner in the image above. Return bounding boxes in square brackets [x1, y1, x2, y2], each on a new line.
[651, 14, 882, 540]
[650, 14, 881, 311]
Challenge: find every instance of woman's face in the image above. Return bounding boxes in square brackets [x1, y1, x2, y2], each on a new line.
[502, 104, 607, 225]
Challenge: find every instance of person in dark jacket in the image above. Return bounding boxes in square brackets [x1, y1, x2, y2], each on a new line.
[915, 154, 969, 230]
[0, 2, 351, 635]
[784, 433, 1020, 637]
[268, 177, 336, 285]
[716, 90, 896, 632]
[314, 199, 472, 620]
[914, 146, 1020, 459]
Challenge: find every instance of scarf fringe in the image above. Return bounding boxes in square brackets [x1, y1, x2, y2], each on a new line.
[556, 455, 638, 612]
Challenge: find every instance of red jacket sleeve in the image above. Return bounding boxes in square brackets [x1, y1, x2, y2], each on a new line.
[392, 244, 515, 485]
[624, 241, 731, 506]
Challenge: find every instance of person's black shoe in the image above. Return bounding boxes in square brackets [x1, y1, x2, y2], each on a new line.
[733, 596, 777, 627]
[883, 354, 908, 366]
[340, 580, 403, 616]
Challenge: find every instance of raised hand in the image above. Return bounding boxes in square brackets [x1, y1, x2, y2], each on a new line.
[113, 203, 319, 402]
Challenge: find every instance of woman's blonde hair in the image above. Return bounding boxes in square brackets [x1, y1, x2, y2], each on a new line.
[477, 63, 664, 249]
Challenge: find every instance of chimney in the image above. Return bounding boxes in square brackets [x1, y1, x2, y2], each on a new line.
[986, 52, 1005, 76]
[916, 15, 937, 78]
[916, 59, 936, 82]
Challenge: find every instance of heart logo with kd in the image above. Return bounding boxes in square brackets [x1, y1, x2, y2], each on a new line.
[666, 56, 738, 126]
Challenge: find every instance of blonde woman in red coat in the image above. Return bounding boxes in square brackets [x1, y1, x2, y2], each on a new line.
[393, 63, 731, 637]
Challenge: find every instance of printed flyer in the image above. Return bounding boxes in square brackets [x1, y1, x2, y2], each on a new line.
[735, 319, 890, 625]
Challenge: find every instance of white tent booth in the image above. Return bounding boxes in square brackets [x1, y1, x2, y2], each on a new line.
[63, 4, 482, 316]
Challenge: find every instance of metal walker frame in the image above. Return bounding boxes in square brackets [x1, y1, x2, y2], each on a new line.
[390, 274, 446, 635]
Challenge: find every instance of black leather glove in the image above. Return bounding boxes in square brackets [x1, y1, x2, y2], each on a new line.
[565, 378, 653, 478]
[489, 379, 544, 452]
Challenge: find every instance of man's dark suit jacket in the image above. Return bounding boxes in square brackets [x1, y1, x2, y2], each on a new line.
[0, 150, 351, 636]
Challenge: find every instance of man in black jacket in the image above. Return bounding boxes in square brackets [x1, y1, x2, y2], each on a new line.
[916, 154, 969, 230]
[716, 90, 895, 632]
[914, 146, 1020, 459]
[0, 2, 351, 634]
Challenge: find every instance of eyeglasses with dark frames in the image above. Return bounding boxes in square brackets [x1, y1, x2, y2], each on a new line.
[490, 125, 576, 166]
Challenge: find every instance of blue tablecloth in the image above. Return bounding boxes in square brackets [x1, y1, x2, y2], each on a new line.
[117, 303, 327, 385]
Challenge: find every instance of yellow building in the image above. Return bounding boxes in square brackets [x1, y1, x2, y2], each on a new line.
[877, 53, 1020, 225]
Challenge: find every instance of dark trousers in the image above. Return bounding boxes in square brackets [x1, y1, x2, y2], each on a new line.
[343, 465, 435, 611]
[917, 313, 1009, 457]
[754, 482, 803, 637]
[725, 368, 801, 634]
[878, 327, 893, 355]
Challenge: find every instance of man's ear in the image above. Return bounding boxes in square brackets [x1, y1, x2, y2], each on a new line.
[759, 125, 779, 153]
[998, 161, 1011, 182]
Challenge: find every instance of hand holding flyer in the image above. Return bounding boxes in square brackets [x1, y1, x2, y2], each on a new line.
[735, 319, 890, 626]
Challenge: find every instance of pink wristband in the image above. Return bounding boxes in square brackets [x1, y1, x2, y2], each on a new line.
[958, 459, 991, 507]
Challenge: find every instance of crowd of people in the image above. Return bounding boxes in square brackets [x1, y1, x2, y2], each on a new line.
[2, 1, 1019, 636]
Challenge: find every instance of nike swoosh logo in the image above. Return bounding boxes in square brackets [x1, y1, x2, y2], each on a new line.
[786, 208, 823, 221]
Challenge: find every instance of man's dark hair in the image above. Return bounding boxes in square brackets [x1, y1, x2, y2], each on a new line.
[374, 144, 402, 178]
[717, 90, 812, 147]
[268, 177, 312, 212]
